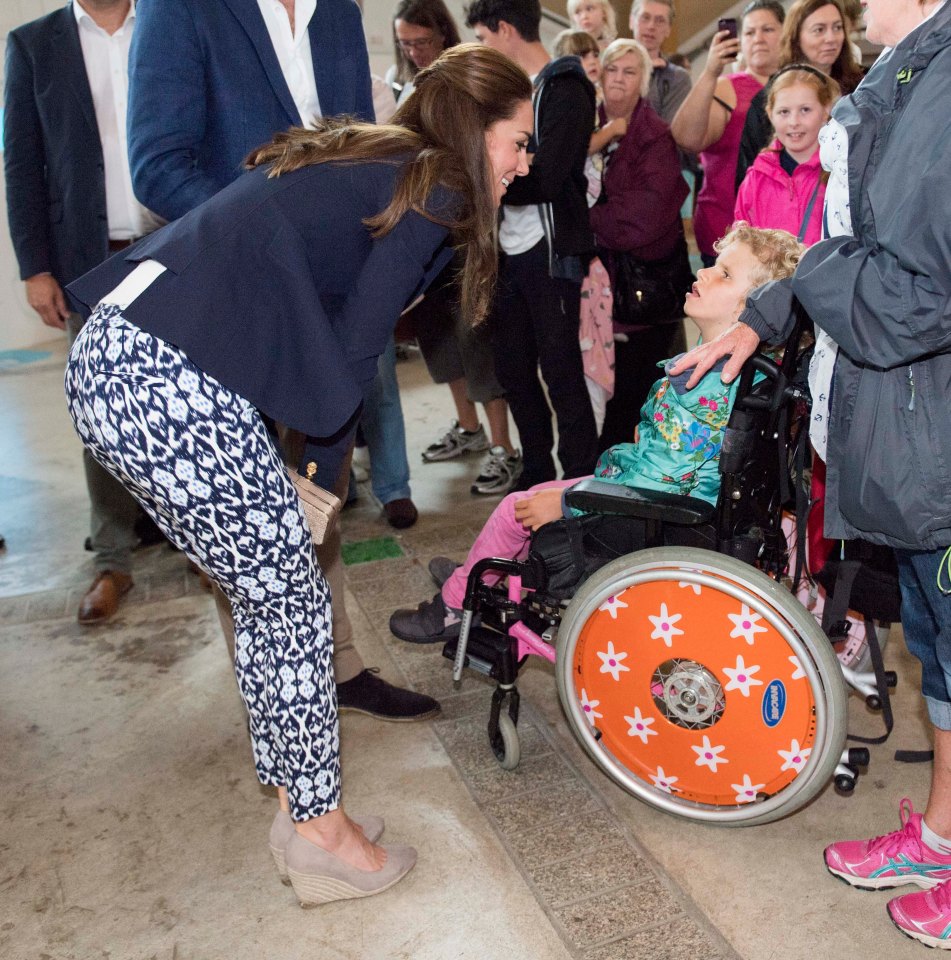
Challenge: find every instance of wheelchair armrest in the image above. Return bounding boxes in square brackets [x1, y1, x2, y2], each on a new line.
[564, 478, 715, 525]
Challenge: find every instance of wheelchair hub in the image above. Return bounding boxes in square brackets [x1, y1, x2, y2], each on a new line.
[652, 659, 725, 729]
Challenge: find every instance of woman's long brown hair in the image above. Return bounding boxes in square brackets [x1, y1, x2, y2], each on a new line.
[246, 44, 532, 326]
[780, 0, 864, 93]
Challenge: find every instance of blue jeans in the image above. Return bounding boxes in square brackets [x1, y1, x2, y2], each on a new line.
[360, 338, 411, 505]
[896, 547, 951, 730]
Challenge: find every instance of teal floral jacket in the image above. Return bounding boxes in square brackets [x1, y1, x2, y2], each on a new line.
[591, 356, 742, 505]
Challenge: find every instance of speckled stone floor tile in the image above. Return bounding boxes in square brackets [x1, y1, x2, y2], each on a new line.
[482, 776, 602, 835]
[581, 916, 730, 960]
[552, 881, 685, 947]
[464, 751, 576, 803]
[350, 565, 436, 614]
[527, 843, 652, 907]
[503, 810, 632, 873]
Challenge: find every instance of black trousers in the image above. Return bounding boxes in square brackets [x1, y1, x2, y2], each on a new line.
[598, 322, 687, 454]
[490, 240, 598, 487]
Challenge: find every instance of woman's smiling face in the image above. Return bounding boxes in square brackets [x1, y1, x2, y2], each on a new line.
[484, 100, 533, 206]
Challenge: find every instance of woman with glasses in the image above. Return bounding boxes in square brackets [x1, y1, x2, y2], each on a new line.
[386, 0, 461, 106]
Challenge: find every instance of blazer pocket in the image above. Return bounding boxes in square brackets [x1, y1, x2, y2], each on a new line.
[47, 201, 63, 224]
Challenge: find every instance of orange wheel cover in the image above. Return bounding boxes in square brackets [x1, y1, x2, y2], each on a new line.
[573, 575, 817, 806]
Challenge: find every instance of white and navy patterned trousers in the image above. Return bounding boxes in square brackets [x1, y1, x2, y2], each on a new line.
[65, 306, 340, 820]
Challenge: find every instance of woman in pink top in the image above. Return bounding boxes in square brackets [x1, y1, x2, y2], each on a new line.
[734, 66, 840, 246]
[671, 0, 785, 264]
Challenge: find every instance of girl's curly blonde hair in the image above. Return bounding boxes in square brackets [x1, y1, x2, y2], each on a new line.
[715, 222, 805, 294]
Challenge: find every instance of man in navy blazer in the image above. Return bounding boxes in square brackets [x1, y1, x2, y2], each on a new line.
[124, 0, 438, 722]
[127, 0, 375, 221]
[3, 0, 164, 625]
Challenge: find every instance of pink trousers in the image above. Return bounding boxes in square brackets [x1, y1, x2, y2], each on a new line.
[442, 478, 580, 609]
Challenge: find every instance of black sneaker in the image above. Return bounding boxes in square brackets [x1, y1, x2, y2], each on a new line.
[390, 593, 464, 644]
[336, 668, 440, 721]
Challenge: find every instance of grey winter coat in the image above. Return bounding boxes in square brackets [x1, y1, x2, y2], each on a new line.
[740, 1, 951, 551]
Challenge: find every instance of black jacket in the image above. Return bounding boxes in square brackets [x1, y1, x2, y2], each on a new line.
[734, 87, 771, 193]
[501, 56, 595, 264]
[3, 4, 110, 285]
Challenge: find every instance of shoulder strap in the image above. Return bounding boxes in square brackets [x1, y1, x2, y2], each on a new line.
[797, 180, 822, 242]
[712, 95, 734, 115]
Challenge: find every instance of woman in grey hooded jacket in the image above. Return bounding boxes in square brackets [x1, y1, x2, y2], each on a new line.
[670, 0, 951, 948]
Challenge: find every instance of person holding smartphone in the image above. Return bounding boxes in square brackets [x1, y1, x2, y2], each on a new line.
[670, 0, 785, 266]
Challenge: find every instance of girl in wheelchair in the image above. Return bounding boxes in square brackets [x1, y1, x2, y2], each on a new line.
[391, 223, 804, 644]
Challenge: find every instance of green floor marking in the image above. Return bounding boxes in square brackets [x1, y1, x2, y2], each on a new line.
[341, 536, 404, 565]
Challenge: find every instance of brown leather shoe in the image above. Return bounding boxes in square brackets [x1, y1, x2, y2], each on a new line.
[77, 571, 134, 625]
[383, 498, 418, 529]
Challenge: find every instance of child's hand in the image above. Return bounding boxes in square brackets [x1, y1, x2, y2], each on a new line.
[609, 116, 628, 140]
[634, 425, 640, 443]
[514, 489, 565, 531]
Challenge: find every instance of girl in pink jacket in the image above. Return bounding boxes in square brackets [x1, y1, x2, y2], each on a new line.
[734, 66, 840, 246]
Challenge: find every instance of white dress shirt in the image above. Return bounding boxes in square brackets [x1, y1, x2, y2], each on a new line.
[73, 1, 163, 240]
[256, 0, 321, 128]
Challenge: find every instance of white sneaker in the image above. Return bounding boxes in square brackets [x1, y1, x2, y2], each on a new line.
[422, 421, 489, 462]
[470, 447, 523, 495]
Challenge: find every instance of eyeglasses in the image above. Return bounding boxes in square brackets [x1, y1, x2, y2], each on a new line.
[398, 36, 437, 51]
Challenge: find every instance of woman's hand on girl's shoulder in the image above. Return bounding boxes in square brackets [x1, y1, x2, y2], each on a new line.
[669, 322, 760, 389]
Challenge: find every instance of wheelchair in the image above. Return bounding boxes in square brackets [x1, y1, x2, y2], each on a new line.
[440, 307, 889, 826]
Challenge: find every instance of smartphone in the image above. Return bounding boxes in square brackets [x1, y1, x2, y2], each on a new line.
[717, 17, 738, 41]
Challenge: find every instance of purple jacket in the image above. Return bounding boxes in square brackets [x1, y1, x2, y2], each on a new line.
[590, 98, 687, 260]
[734, 141, 825, 246]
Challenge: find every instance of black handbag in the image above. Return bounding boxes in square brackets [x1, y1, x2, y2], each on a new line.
[606, 237, 693, 330]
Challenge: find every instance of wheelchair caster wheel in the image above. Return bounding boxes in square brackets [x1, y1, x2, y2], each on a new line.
[848, 747, 870, 768]
[835, 771, 857, 794]
[490, 713, 520, 770]
[866, 695, 882, 711]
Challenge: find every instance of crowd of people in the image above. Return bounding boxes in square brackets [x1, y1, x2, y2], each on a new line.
[5, 0, 951, 950]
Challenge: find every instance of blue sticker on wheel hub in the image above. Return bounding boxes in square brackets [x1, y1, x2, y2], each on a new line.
[762, 680, 786, 727]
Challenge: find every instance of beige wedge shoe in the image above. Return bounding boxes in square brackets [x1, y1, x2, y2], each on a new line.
[285, 832, 417, 906]
[269, 810, 384, 885]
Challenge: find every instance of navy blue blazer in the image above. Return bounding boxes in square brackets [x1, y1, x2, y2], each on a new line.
[67, 159, 455, 485]
[3, 4, 110, 285]
[128, 0, 375, 221]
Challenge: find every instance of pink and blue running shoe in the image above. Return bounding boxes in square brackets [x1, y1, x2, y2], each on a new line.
[888, 879, 951, 949]
[824, 799, 951, 891]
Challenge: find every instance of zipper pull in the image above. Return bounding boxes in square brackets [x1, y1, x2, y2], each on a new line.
[907, 367, 916, 412]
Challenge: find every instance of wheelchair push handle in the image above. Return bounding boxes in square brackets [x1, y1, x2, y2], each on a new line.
[733, 299, 811, 413]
